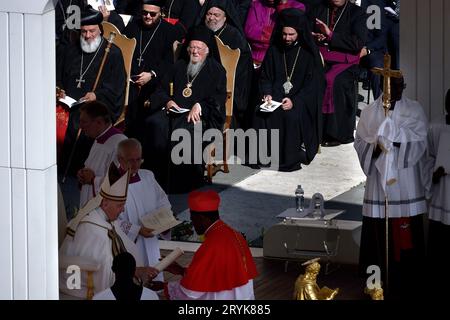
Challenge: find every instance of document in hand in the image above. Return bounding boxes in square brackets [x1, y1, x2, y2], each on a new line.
[259, 100, 282, 112]
[169, 106, 190, 113]
[58, 96, 85, 109]
[139, 207, 182, 236]
[435, 131, 450, 173]
[88, 0, 115, 11]
[153, 247, 184, 272]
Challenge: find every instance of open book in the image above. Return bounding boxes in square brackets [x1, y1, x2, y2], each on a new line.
[259, 100, 282, 112]
[153, 247, 184, 272]
[169, 106, 190, 113]
[139, 207, 182, 236]
[88, 0, 115, 11]
[58, 96, 85, 109]
[435, 131, 450, 173]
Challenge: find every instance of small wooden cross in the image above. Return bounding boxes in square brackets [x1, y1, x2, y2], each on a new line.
[371, 54, 403, 115]
[75, 77, 85, 88]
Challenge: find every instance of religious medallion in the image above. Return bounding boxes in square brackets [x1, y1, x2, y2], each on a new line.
[182, 86, 192, 98]
[283, 80, 293, 95]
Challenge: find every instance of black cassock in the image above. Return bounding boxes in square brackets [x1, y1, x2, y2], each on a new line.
[142, 58, 226, 193]
[162, 0, 202, 40]
[56, 40, 126, 175]
[123, 18, 176, 138]
[214, 23, 253, 129]
[309, 1, 367, 144]
[254, 43, 325, 171]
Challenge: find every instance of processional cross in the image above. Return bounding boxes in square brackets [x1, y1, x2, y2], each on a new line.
[370, 53, 403, 294]
[371, 54, 403, 115]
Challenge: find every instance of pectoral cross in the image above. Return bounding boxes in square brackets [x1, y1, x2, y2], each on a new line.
[371, 54, 403, 116]
[75, 77, 85, 88]
[137, 56, 144, 67]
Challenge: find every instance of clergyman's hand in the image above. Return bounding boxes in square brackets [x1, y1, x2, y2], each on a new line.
[139, 226, 155, 238]
[77, 168, 95, 185]
[81, 92, 96, 102]
[187, 103, 201, 124]
[98, 5, 110, 21]
[281, 97, 293, 110]
[135, 266, 160, 283]
[166, 100, 180, 112]
[135, 72, 152, 86]
[262, 95, 272, 104]
[56, 87, 66, 99]
[315, 18, 332, 38]
[311, 32, 326, 42]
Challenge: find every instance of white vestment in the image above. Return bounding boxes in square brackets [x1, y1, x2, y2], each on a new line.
[427, 124, 450, 225]
[118, 169, 171, 281]
[79, 126, 127, 207]
[93, 287, 159, 300]
[167, 279, 255, 300]
[354, 96, 429, 218]
[59, 208, 143, 298]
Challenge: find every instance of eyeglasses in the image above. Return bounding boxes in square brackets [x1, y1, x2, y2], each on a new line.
[142, 10, 159, 17]
[188, 46, 207, 52]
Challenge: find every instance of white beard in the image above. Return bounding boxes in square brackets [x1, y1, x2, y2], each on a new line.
[187, 60, 205, 78]
[80, 35, 102, 53]
[206, 21, 225, 33]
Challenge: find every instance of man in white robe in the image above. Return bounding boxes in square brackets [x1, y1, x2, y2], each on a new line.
[116, 138, 172, 281]
[59, 166, 159, 299]
[354, 76, 428, 298]
[426, 89, 450, 295]
[77, 101, 127, 207]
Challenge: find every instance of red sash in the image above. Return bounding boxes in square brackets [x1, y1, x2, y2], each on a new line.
[164, 17, 179, 25]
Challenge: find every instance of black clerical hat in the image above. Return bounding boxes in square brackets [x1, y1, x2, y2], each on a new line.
[80, 9, 103, 26]
[187, 25, 215, 49]
[142, 0, 164, 7]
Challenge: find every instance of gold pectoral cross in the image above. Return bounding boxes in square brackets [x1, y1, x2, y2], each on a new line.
[371, 54, 403, 115]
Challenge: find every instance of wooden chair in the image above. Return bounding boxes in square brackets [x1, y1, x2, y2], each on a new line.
[173, 40, 183, 62]
[101, 21, 137, 129]
[205, 36, 240, 182]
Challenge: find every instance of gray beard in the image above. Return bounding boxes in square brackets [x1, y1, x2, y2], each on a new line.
[187, 60, 205, 78]
[80, 35, 102, 53]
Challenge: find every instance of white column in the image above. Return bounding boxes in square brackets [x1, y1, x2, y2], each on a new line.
[0, 0, 58, 299]
[400, 0, 450, 122]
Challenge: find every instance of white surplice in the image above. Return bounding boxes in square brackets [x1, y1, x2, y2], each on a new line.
[118, 169, 171, 281]
[427, 124, 450, 225]
[167, 279, 255, 300]
[59, 208, 143, 299]
[79, 126, 127, 207]
[354, 96, 429, 218]
[93, 287, 159, 300]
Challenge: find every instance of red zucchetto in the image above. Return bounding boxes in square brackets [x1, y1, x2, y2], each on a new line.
[188, 190, 220, 212]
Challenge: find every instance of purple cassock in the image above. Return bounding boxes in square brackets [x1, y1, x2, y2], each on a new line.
[244, 0, 305, 66]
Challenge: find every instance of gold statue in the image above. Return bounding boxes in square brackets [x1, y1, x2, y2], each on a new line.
[364, 286, 384, 300]
[293, 258, 339, 300]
